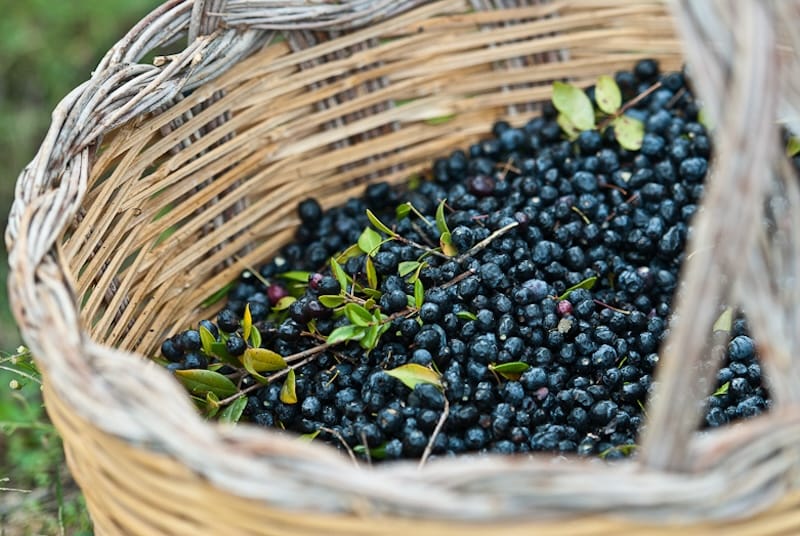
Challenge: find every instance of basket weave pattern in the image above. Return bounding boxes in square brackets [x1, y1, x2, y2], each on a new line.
[6, 0, 800, 533]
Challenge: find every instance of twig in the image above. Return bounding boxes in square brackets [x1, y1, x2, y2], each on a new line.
[418, 396, 450, 469]
[411, 221, 438, 248]
[439, 268, 477, 290]
[0, 365, 42, 385]
[395, 234, 451, 260]
[217, 354, 317, 407]
[321, 426, 359, 467]
[598, 81, 663, 131]
[360, 430, 372, 466]
[455, 221, 519, 263]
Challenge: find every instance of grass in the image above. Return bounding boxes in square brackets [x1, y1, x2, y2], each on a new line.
[1, 1, 162, 532]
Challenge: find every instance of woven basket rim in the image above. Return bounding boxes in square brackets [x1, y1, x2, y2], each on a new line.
[6, 0, 800, 527]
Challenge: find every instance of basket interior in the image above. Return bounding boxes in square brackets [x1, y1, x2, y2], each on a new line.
[62, 1, 682, 360]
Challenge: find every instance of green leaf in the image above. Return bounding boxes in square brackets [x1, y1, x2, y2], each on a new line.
[456, 311, 477, 321]
[298, 429, 321, 442]
[713, 307, 733, 333]
[201, 282, 235, 308]
[787, 136, 800, 157]
[713, 381, 730, 397]
[366, 209, 396, 236]
[353, 443, 388, 460]
[396, 203, 411, 220]
[243, 348, 288, 373]
[344, 303, 374, 327]
[242, 303, 252, 342]
[414, 279, 424, 309]
[335, 243, 363, 264]
[556, 113, 581, 140]
[249, 326, 262, 349]
[277, 271, 312, 283]
[366, 256, 378, 289]
[595, 75, 621, 114]
[384, 363, 443, 391]
[219, 395, 248, 424]
[272, 295, 296, 311]
[613, 115, 645, 151]
[358, 227, 383, 257]
[280, 369, 298, 404]
[199, 325, 216, 356]
[175, 369, 237, 398]
[319, 294, 345, 308]
[440, 231, 458, 257]
[205, 391, 220, 418]
[360, 324, 382, 350]
[398, 261, 421, 277]
[698, 108, 713, 130]
[558, 276, 598, 300]
[435, 199, 450, 235]
[552, 81, 595, 130]
[489, 361, 530, 381]
[209, 341, 238, 366]
[331, 258, 349, 290]
[326, 324, 367, 345]
[362, 288, 382, 300]
[599, 444, 637, 459]
[407, 261, 427, 284]
[425, 114, 456, 125]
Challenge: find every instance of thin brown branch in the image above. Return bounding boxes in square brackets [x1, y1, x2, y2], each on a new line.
[418, 396, 450, 469]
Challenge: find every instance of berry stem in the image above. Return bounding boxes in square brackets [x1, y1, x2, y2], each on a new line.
[320, 426, 359, 467]
[455, 221, 519, 263]
[418, 396, 449, 469]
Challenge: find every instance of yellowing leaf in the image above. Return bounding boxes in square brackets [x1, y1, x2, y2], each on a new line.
[358, 227, 382, 257]
[613, 115, 645, 150]
[787, 136, 800, 157]
[552, 81, 595, 131]
[384, 363, 442, 391]
[243, 348, 288, 373]
[595, 75, 622, 115]
[489, 361, 531, 381]
[366, 256, 378, 289]
[175, 369, 237, 398]
[440, 232, 458, 257]
[219, 396, 247, 423]
[280, 369, 298, 404]
[198, 325, 216, 356]
[242, 303, 252, 342]
[272, 295, 296, 311]
[713, 307, 733, 333]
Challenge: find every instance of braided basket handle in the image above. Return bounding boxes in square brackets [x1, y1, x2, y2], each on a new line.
[642, 0, 800, 471]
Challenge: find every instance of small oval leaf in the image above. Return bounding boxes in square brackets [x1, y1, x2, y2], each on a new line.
[298, 429, 321, 442]
[456, 310, 477, 321]
[398, 261, 420, 277]
[198, 325, 216, 356]
[595, 75, 621, 114]
[366, 256, 378, 289]
[280, 369, 298, 404]
[249, 325, 262, 349]
[552, 81, 595, 131]
[787, 136, 800, 157]
[713, 307, 733, 333]
[556, 113, 581, 140]
[331, 258, 349, 290]
[219, 395, 247, 423]
[242, 303, 252, 342]
[395, 203, 411, 220]
[558, 276, 598, 300]
[272, 295, 296, 311]
[358, 227, 383, 256]
[326, 324, 366, 345]
[414, 279, 424, 309]
[440, 232, 458, 257]
[319, 294, 345, 308]
[243, 348, 288, 372]
[489, 361, 531, 380]
[175, 369, 237, 398]
[613, 115, 645, 150]
[435, 199, 450, 235]
[344, 303, 374, 327]
[384, 363, 442, 391]
[366, 209, 396, 236]
[277, 271, 312, 283]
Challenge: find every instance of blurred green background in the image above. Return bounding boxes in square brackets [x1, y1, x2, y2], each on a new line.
[1, 1, 161, 532]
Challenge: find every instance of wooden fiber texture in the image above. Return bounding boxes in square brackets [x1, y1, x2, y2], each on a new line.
[6, 0, 800, 534]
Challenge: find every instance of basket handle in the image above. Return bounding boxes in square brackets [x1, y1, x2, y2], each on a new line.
[642, 0, 800, 472]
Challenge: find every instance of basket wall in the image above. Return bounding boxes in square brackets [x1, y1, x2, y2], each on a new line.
[7, 0, 800, 534]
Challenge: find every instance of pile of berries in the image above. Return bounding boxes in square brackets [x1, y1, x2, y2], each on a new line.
[159, 59, 772, 461]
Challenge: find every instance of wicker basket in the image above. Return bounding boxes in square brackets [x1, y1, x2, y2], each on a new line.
[6, 0, 800, 534]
